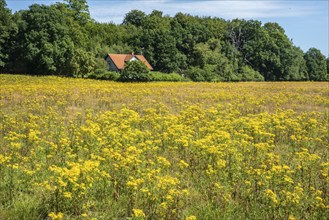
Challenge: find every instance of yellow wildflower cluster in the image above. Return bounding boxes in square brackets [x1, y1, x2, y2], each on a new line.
[48, 212, 64, 220]
[0, 75, 328, 219]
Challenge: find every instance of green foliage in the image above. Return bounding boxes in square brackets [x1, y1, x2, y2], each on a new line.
[64, 0, 90, 24]
[6, 3, 96, 76]
[87, 69, 120, 81]
[327, 57, 329, 75]
[185, 67, 207, 82]
[284, 47, 308, 81]
[13, 4, 74, 74]
[149, 72, 188, 82]
[70, 48, 96, 77]
[0, 0, 16, 68]
[119, 60, 150, 82]
[94, 57, 109, 70]
[109, 44, 133, 54]
[186, 65, 264, 82]
[0, 194, 41, 220]
[239, 65, 264, 81]
[188, 38, 240, 82]
[87, 69, 186, 82]
[225, 20, 310, 81]
[122, 10, 146, 27]
[304, 48, 328, 81]
[214, 55, 239, 82]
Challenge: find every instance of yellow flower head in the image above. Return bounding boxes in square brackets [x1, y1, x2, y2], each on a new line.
[186, 215, 197, 220]
[132, 208, 146, 218]
[48, 212, 64, 220]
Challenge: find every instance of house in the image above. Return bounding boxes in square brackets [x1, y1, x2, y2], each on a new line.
[105, 52, 153, 72]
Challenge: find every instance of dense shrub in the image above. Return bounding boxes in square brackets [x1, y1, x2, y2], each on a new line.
[239, 66, 265, 81]
[185, 67, 207, 82]
[150, 72, 188, 82]
[118, 61, 150, 82]
[186, 66, 265, 82]
[87, 69, 120, 81]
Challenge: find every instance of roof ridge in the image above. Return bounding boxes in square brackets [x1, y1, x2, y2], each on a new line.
[106, 53, 153, 70]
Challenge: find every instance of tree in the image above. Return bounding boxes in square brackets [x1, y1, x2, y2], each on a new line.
[185, 67, 207, 81]
[152, 30, 184, 72]
[64, 0, 90, 24]
[239, 65, 264, 81]
[226, 20, 304, 81]
[0, 0, 16, 68]
[226, 19, 273, 79]
[123, 10, 146, 27]
[119, 60, 150, 82]
[193, 39, 223, 67]
[149, 10, 163, 18]
[260, 22, 298, 81]
[129, 11, 187, 73]
[284, 46, 308, 81]
[191, 39, 239, 82]
[304, 48, 328, 81]
[9, 3, 94, 75]
[326, 57, 329, 75]
[70, 48, 96, 77]
[214, 55, 238, 81]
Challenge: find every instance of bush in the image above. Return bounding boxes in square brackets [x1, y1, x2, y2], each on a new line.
[150, 72, 188, 82]
[186, 65, 265, 82]
[119, 61, 150, 82]
[185, 67, 207, 82]
[87, 69, 120, 81]
[239, 66, 264, 81]
[185, 66, 224, 82]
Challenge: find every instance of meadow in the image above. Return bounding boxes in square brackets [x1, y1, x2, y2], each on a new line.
[0, 74, 328, 219]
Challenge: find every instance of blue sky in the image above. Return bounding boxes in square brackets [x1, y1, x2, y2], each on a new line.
[6, 0, 329, 56]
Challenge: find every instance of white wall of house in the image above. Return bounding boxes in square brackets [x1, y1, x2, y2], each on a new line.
[106, 57, 118, 72]
[129, 56, 138, 61]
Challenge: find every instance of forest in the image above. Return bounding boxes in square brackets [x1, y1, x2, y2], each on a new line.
[0, 0, 328, 81]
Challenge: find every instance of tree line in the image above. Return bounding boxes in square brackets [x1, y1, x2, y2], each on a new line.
[0, 0, 328, 81]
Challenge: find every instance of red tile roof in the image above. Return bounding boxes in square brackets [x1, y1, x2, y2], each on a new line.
[107, 54, 153, 70]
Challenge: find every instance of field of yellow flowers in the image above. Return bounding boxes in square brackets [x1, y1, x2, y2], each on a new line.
[0, 74, 328, 219]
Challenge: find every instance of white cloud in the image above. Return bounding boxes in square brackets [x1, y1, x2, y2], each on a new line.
[89, 0, 319, 23]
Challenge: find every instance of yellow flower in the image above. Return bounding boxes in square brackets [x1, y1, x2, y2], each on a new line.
[48, 212, 64, 220]
[265, 189, 279, 204]
[284, 175, 294, 184]
[0, 154, 10, 164]
[157, 156, 171, 167]
[186, 215, 197, 220]
[63, 191, 72, 199]
[288, 215, 297, 220]
[159, 202, 168, 210]
[178, 160, 189, 169]
[132, 208, 146, 218]
[166, 194, 174, 202]
[315, 196, 323, 203]
[245, 180, 251, 186]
